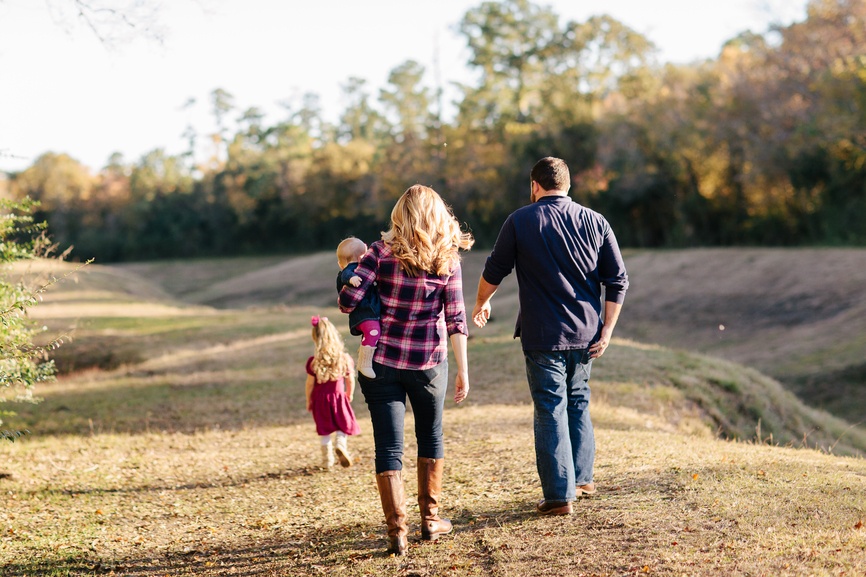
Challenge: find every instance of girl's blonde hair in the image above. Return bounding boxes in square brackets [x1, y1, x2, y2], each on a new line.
[382, 185, 474, 277]
[311, 316, 350, 383]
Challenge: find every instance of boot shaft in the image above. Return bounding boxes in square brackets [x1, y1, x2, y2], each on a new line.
[376, 470, 408, 554]
[417, 457, 443, 517]
[417, 457, 452, 540]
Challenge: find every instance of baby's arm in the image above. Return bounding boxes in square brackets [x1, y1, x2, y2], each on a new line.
[305, 374, 315, 412]
[349, 275, 362, 287]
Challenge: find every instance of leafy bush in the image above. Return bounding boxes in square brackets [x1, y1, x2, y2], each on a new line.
[0, 197, 64, 440]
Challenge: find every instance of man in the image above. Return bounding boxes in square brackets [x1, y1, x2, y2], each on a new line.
[472, 156, 629, 516]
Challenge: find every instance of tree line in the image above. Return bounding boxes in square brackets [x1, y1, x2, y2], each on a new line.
[5, 0, 866, 262]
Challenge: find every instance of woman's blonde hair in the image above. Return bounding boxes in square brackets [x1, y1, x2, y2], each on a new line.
[311, 316, 350, 383]
[382, 185, 474, 277]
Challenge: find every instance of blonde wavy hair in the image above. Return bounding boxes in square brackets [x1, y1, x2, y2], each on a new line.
[382, 185, 474, 277]
[311, 316, 350, 383]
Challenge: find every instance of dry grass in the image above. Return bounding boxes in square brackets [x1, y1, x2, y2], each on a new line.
[2, 405, 864, 576]
[2, 255, 865, 576]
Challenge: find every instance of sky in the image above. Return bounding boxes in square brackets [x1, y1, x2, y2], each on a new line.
[0, 0, 808, 174]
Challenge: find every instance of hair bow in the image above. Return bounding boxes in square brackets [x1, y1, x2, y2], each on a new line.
[311, 315, 320, 326]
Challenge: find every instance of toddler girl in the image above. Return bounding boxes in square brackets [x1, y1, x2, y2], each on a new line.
[305, 315, 361, 469]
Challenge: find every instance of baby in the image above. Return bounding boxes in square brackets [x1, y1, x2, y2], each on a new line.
[336, 237, 381, 378]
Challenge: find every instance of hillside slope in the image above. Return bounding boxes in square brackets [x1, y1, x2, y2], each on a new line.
[30, 253, 866, 456]
[118, 248, 866, 423]
[618, 248, 866, 422]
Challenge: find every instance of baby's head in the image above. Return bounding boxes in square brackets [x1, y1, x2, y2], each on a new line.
[337, 237, 367, 269]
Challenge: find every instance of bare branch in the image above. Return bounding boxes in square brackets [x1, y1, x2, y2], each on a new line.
[44, 0, 167, 47]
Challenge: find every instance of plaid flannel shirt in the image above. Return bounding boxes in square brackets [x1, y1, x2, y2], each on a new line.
[338, 240, 468, 370]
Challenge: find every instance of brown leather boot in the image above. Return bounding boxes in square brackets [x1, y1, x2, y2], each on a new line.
[375, 470, 408, 555]
[417, 458, 453, 541]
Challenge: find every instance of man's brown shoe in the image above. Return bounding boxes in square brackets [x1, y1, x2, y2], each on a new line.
[536, 500, 572, 516]
[576, 483, 596, 497]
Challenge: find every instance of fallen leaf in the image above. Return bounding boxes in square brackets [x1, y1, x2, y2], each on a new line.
[855, 520, 863, 530]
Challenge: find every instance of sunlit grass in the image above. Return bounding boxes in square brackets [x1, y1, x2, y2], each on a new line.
[1, 256, 865, 576]
[2, 405, 864, 576]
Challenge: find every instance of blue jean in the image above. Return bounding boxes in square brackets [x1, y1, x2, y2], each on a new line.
[524, 349, 594, 502]
[358, 360, 448, 473]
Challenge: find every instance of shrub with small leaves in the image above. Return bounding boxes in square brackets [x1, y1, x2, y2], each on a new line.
[0, 197, 60, 438]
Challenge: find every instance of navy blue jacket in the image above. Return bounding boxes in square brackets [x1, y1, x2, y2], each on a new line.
[482, 195, 629, 351]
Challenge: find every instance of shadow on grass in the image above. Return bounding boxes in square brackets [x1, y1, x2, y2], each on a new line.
[1, 539, 311, 577]
[21, 465, 322, 498]
[1, 468, 729, 577]
[0, 510, 544, 577]
[1, 523, 407, 577]
[12, 378, 312, 437]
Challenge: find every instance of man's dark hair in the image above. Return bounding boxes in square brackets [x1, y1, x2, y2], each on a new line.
[530, 157, 570, 192]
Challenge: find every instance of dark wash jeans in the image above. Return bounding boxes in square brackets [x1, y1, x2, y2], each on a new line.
[524, 348, 594, 502]
[358, 360, 448, 473]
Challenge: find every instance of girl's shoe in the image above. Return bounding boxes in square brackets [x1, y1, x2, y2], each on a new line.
[321, 442, 335, 470]
[335, 436, 353, 467]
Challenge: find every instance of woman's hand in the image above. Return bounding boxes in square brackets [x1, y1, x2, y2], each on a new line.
[454, 371, 469, 404]
[449, 333, 470, 404]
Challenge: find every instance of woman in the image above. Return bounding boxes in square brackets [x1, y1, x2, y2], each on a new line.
[339, 185, 473, 556]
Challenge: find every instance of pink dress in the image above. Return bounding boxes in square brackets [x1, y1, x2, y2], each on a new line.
[306, 356, 361, 436]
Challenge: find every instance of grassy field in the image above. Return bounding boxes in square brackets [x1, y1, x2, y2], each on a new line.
[1, 254, 865, 576]
[25, 252, 866, 453]
[117, 247, 866, 424]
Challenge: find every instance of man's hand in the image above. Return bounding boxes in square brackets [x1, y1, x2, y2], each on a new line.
[589, 302, 622, 358]
[472, 302, 491, 328]
[473, 277, 498, 328]
[588, 335, 610, 359]
[349, 275, 362, 287]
